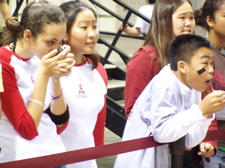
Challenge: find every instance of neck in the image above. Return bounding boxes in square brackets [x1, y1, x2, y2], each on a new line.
[74, 54, 86, 65]
[208, 31, 225, 48]
[173, 70, 188, 87]
[13, 40, 32, 59]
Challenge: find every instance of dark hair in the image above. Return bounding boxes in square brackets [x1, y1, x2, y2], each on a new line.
[60, 1, 99, 69]
[144, 0, 192, 70]
[1, 0, 66, 46]
[195, 0, 225, 31]
[149, 0, 156, 4]
[170, 34, 212, 71]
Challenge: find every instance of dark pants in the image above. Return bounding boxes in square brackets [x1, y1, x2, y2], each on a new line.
[183, 145, 203, 168]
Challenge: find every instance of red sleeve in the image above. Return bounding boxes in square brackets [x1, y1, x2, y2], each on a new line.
[57, 120, 69, 134]
[203, 118, 217, 149]
[0, 52, 38, 140]
[93, 96, 106, 146]
[202, 82, 217, 159]
[93, 63, 108, 146]
[125, 46, 159, 117]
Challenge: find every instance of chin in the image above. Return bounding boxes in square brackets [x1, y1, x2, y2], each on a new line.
[198, 87, 208, 93]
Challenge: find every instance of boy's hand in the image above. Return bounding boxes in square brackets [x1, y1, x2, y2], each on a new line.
[198, 142, 215, 158]
[198, 90, 225, 118]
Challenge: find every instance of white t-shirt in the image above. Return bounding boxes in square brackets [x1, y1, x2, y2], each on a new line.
[134, 4, 154, 34]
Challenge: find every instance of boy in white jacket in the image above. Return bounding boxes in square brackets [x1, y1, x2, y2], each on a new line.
[114, 34, 225, 168]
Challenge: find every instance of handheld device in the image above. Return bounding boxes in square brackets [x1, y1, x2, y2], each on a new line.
[57, 46, 64, 54]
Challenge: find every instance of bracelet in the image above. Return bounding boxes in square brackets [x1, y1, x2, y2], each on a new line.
[51, 92, 63, 100]
[30, 98, 45, 108]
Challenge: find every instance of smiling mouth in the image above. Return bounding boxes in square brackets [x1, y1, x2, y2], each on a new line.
[87, 41, 95, 44]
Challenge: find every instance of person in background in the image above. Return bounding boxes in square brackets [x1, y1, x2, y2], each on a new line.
[114, 33, 223, 168]
[195, 0, 225, 167]
[118, 0, 156, 36]
[124, 0, 195, 118]
[59, 1, 108, 168]
[0, 63, 3, 120]
[123, 0, 217, 167]
[0, 0, 10, 26]
[0, 1, 75, 167]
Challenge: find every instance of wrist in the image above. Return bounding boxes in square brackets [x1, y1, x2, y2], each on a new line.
[51, 91, 63, 100]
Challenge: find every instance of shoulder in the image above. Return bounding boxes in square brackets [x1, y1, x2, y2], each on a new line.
[96, 62, 108, 86]
[128, 46, 159, 74]
[132, 45, 158, 60]
[139, 4, 154, 12]
[0, 47, 15, 66]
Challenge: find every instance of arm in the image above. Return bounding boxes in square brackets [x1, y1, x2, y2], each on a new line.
[152, 88, 224, 148]
[150, 88, 214, 147]
[125, 48, 158, 117]
[1, 60, 38, 139]
[118, 22, 142, 36]
[198, 83, 217, 158]
[198, 117, 217, 159]
[46, 46, 75, 131]
[29, 46, 74, 128]
[0, 1, 10, 22]
[0, 47, 74, 139]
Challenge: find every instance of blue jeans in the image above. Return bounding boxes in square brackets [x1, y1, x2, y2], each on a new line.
[203, 149, 225, 168]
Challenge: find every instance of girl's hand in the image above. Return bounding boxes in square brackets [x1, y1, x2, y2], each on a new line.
[39, 45, 75, 78]
[56, 45, 75, 76]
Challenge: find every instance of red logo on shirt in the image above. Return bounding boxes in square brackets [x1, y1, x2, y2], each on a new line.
[77, 84, 87, 98]
[31, 76, 35, 85]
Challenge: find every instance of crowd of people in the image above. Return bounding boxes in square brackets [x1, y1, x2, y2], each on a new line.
[0, 0, 225, 168]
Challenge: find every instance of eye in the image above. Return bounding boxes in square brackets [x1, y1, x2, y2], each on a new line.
[48, 41, 54, 45]
[81, 26, 87, 29]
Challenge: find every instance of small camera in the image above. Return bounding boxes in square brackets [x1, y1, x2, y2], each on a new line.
[57, 46, 64, 54]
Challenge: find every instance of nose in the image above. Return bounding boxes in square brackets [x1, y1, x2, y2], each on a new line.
[185, 18, 191, 26]
[208, 64, 214, 76]
[88, 28, 98, 38]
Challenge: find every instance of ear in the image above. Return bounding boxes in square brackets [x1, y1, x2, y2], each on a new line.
[177, 61, 187, 74]
[206, 16, 214, 28]
[23, 29, 32, 42]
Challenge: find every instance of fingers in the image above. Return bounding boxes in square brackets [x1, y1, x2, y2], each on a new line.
[58, 60, 75, 74]
[198, 143, 214, 158]
[118, 22, 128, 31]
[40, 45, 75, 78]
[54, 45, 71, 60]
[203, 90, 225, 114]
[118, 22, 123, 31]
[57, 54, 75, 76]
[41, 45, 72, 62]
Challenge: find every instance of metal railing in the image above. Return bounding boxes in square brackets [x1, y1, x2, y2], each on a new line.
[89, 0, 149, 65]
[7, 0, 28, 17]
